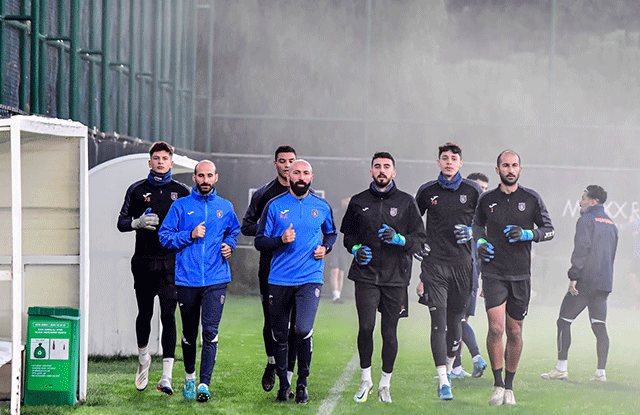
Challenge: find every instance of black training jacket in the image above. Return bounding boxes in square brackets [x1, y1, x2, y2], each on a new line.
[241, 178, 289, 237]
[568, 204, 618, 293]
[340, 182, 427, 287]
[472, 185, 554, 280]
[415, 178, 482, 266]
[117, 178, 190, 259]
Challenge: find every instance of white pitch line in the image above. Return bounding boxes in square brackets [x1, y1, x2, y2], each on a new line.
[316, 352, 359, 415]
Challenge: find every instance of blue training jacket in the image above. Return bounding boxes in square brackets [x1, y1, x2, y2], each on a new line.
[255, 191, 337, 286]
[159, 188, 240, 287]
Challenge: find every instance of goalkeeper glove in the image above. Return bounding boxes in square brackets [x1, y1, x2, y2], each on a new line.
[413, 243, 431, 261]
[477, 238, 495, 262]
[132, 208, 159, 230]
[504, 225, 533, 243]
[378, 224, 406, 246]
[454, 224, 473, 244]
[352, 244, 372, 265]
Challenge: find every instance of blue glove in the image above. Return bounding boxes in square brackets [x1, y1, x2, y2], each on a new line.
[413, 243, 431, 261]
[378, 224, 406, 246]
[477, 238, 494, 262]
[352, 244, 372, 265]
[132, 207, 159, 230]
[504, 225, 533, 243]
[454, 224, 473, 244]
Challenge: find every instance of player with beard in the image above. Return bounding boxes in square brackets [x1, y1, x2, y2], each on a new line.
[341, 152, 427, 404]
[255, 159, 337, 404]
[414, 143, 482, 401]
[242, 146, 299, 393]
[472, 150, 554, 406]
[159, 160, 241, 402]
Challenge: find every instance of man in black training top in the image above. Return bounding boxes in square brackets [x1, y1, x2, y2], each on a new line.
[241, 145, 298, 393]
[473, 149, 554, 406]
[415, 142, 482, 401]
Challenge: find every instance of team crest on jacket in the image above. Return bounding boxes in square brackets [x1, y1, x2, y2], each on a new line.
[431, 196, 438, 205]
[217, 210, 223, 218]
[312, 209, 318, 218]
[518, 202, 526, 211]
[460, 195, 467, 204]
[390, 207, 397, 217]
[171, 192, 178, 200]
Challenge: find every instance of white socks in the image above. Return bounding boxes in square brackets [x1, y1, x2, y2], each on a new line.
[138, 346, 150, 365]
[333, 290, 341, 300]
[556, 360, 568, 372]
[436, 366, 449, 387]
[162, 358, 174, 380]
[185, 371, 196, 381]
[361, 367, 372, 383]
[379, 371, 392, 389]
[445, 356, 455, 374]
[595, 369, 605, 378]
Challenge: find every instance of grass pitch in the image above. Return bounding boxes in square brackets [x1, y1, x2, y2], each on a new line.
[4, 294, 640, 414]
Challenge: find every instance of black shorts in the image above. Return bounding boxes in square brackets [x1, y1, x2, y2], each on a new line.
[482, 276, 530, 321]
[465, 288, 478, 317]
[420, 261, 473, 313]
[354, 281, 409, 319]
[131, 257, 177, 300]
[558, 290, 609, 323]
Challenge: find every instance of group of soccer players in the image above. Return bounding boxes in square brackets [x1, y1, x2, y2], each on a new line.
[118, 140, 617, 407]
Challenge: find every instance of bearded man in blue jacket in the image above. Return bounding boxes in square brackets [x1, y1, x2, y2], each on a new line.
[255, 159, 337, 404]
[159, 160, 241, 402]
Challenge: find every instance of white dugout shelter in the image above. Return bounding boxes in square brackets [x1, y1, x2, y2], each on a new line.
[89, 152, 196, 356]
[0, 116, 90, 414]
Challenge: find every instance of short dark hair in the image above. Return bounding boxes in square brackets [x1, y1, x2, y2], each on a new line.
[497, 149, 521, 167]
[438, 142, 462, 158]
[371, 151, 395, 167]
[467, 172, 489, 183]
[149, 141, 174, 157]
[585, 185, 607, 204]
[275, 145, 296, 160]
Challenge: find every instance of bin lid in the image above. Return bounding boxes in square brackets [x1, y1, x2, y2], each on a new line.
[27, 307, 80, 317]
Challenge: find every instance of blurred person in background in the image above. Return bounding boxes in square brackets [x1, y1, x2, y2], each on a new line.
[328, 196, 351, 303]
[448, 172, 490, 380]
[541, 185, 617, 382]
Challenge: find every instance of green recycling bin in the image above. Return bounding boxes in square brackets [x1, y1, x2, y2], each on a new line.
[24, 307, 80, 406]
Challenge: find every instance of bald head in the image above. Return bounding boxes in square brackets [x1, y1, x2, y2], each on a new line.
[193, 160, 218, 195]
[289, 159, 314, 198]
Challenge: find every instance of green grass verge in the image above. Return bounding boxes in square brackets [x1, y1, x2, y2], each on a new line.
[3, 294, 640, 414]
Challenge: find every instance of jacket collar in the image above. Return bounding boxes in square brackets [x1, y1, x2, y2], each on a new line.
[191, 187, 217, 201]
[369, 180, 396, 199]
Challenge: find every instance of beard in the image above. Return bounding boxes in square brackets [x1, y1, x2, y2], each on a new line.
[289, 179, 311, 196]
[499, 172, 519, 186]
[196, 182, 214, 195]
[373, 174, 392, 189]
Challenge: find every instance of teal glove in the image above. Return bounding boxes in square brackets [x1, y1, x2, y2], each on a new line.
[378, 224, 406, 246]
[477, 238, 495, 262]
[352, 244, 372, 265]
[454, 224, 473, 244]
[132, 208, 159, 230]
[504, 225, 533, 243]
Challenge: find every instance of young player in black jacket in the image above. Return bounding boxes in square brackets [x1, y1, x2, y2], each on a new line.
[414, 142, 482, 401]
[117, 141, 190, 395]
